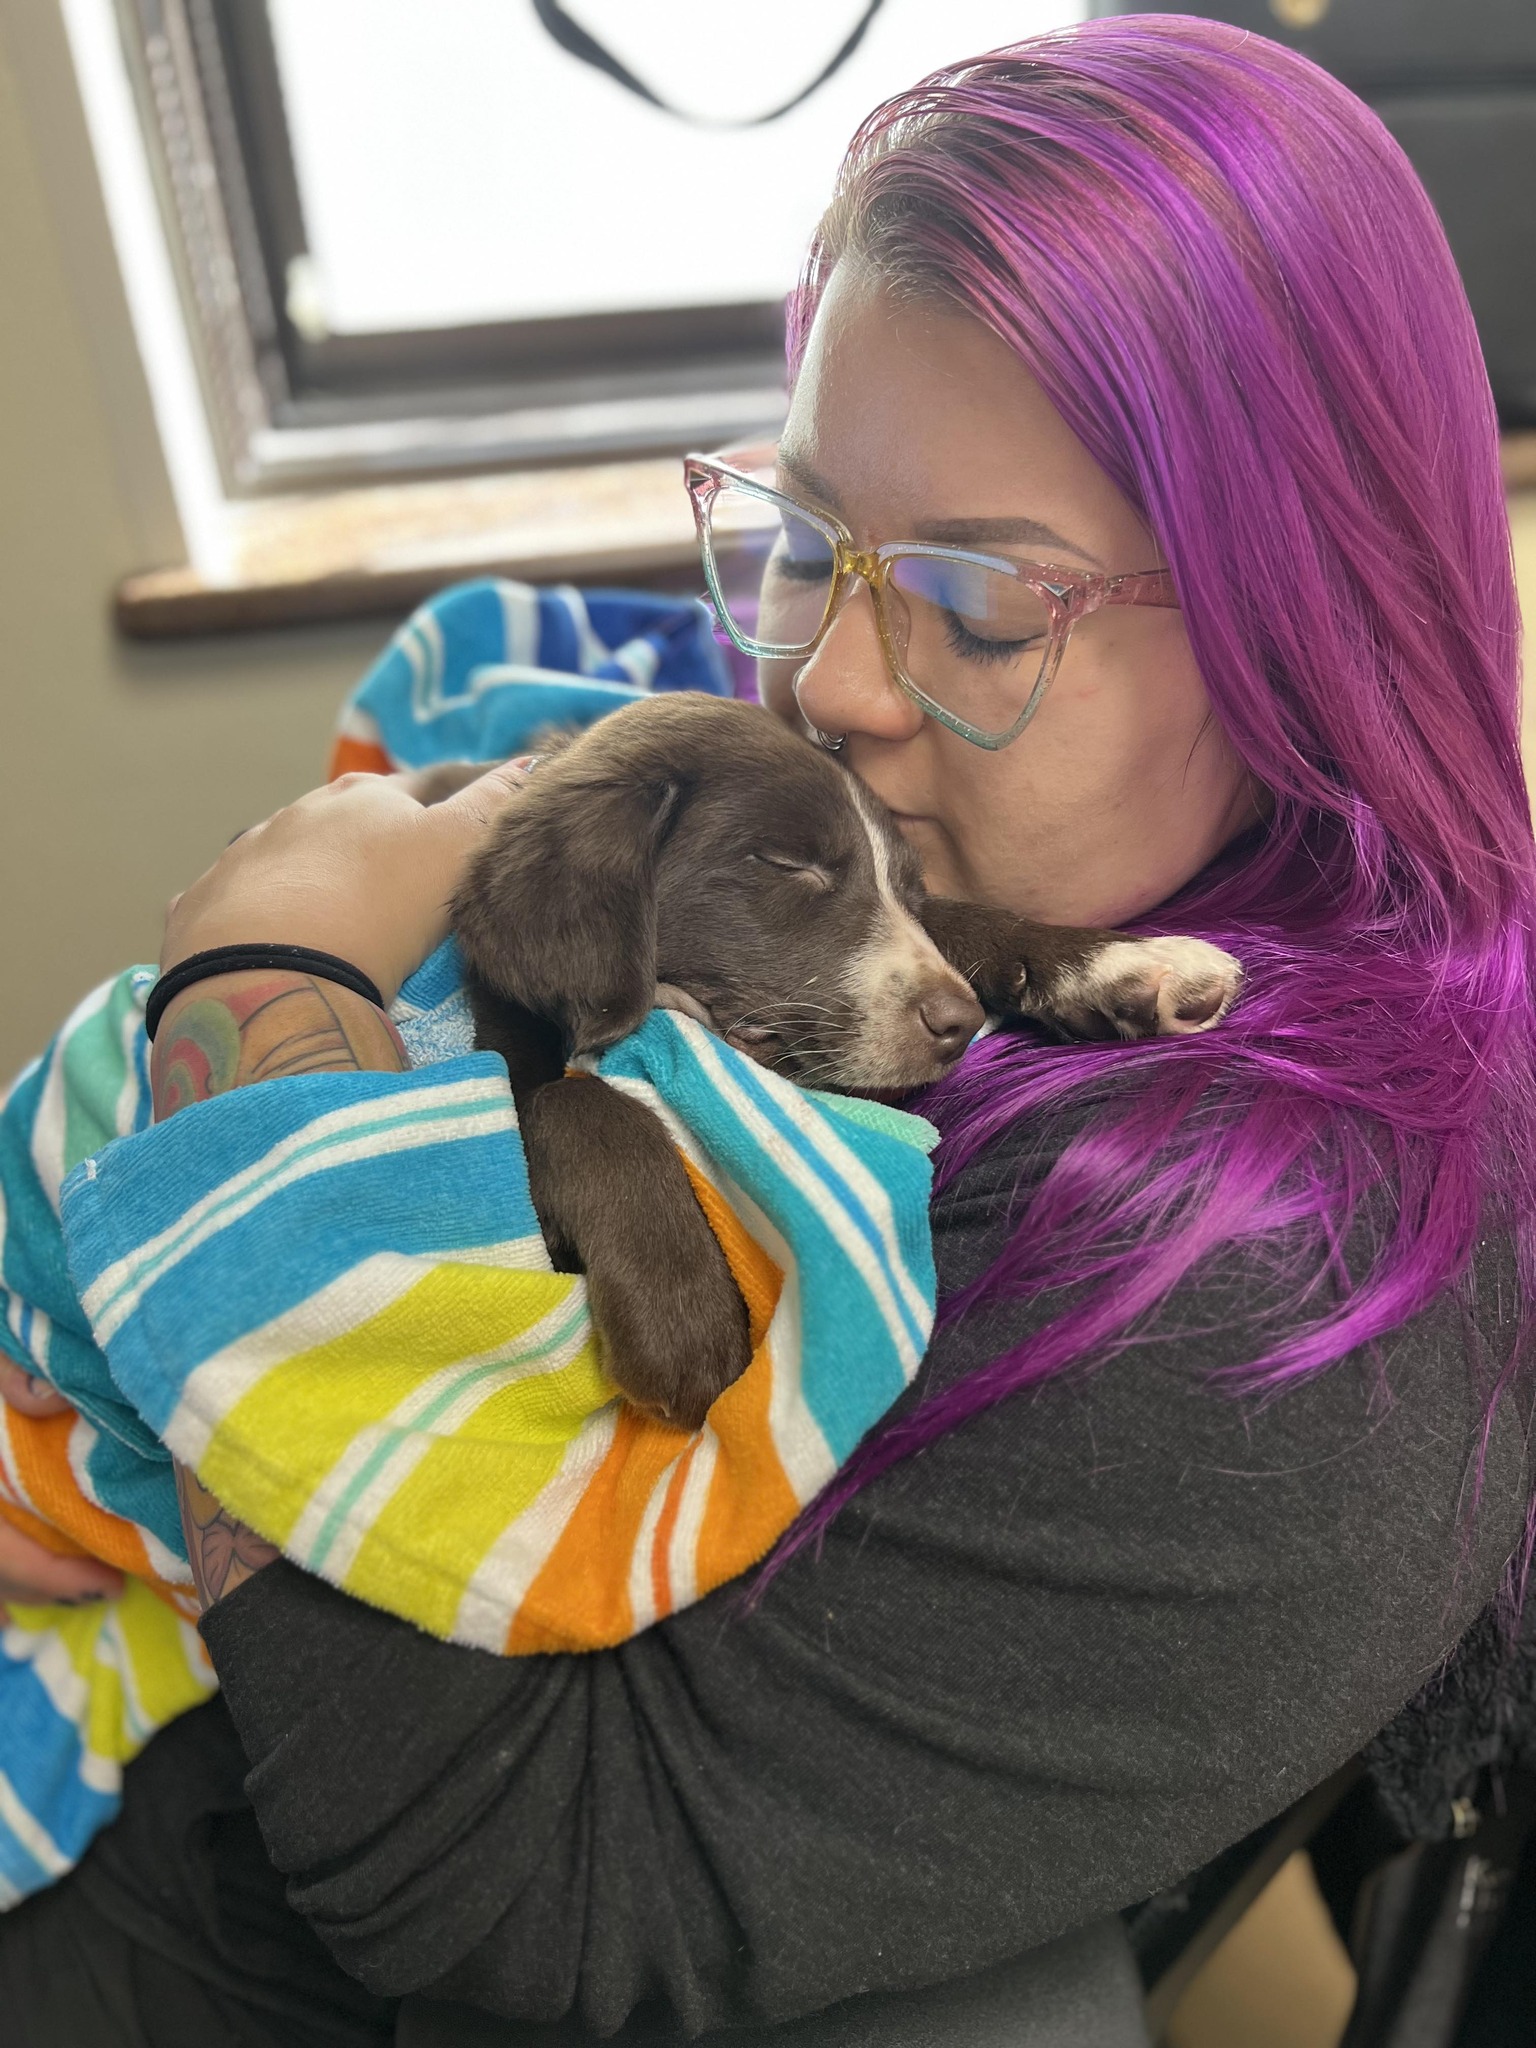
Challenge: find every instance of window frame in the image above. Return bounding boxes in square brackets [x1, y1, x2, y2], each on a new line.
[116, 0, 789, 495]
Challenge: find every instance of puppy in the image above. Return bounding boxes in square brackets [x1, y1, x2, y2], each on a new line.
[449, 694, 1240, 1428]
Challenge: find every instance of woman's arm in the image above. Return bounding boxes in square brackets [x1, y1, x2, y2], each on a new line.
[197, 1146, 1528, 2035]
[129, 761, 1525, 2033]
[145, 761, 528, 1607]
[155, 972, 407, 1605]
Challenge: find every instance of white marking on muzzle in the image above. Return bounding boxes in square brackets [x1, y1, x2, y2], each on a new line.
[836, 782, 980, 1085]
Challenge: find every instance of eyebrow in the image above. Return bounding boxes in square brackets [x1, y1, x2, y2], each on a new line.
[773, 448, 1105, 568]
[912, 516, 1105, 568]
[775, 448, 843, 511]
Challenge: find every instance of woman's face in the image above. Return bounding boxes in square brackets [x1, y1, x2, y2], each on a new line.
[759, 263, 1259, 924]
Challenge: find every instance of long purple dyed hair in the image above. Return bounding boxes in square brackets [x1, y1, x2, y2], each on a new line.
[773, 17, 1536, 1570]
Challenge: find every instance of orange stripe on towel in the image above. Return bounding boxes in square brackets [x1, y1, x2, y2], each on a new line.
[0, 1496, 94, 1562]
[649, 1439, 699, 1622]
[3, 1407, 187, 1606]
[506, 1151, 799, 1650]
[327, 736, 394, 780]
[678, 1154, 783, 1353]
[676, 1153, 802, 1585]
[695, 1310, 803, 1593]
[505, 1405, 692, 1654]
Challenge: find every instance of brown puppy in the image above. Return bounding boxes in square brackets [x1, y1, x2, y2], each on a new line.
[450, 694, 1240, 1427]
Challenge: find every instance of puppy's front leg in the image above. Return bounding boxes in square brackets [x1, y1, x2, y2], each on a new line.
[520, 1078, 751, 1429]
[920, 897, 1241, 1041]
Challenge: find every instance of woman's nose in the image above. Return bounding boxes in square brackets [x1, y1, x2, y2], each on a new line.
[792, 581, 926, 746]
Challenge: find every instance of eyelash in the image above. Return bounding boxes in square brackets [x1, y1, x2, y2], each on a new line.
[751, 853, 834, 890]
[768, 549, 1049, 663]
[770, 555, 836, 585]
[941, 611, 1046, 665]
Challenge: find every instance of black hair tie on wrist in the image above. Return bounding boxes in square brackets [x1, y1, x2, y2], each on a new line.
[145, 945, 387, 1043]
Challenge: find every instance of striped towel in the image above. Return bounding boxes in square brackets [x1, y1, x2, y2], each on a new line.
[0, 576, 936, 1901]
[60, 975, 936, 1655]
[0, 957, 934, 1901]
[0, 970, 216, 1906]
[329, 575, 738, 780]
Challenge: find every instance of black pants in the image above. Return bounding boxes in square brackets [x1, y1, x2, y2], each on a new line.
[0, 1699, 397, 2048]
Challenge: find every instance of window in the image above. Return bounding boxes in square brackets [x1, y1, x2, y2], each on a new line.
[113, 0, 1084, 494]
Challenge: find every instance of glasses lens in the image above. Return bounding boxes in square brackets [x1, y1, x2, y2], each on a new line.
[702, 483, 837, 655]
[885, 554, 1055, 738]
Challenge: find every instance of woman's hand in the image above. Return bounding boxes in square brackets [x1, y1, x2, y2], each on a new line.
[0, 1357, 124, 1612]
[162, 760, 533, 1006]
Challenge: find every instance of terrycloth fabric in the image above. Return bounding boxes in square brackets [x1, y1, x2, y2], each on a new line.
[328, 576, 735, 780]
[0, 575, 935, 1902]
[0, 971, 216, 1907]
[0, 961, 935, 1904]
[62, 991, 936, 1655]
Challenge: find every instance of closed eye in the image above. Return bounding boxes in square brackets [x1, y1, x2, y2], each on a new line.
[751, 852, 835, 892]
[770, 556, 836, 586]
[941, 610, 1046, 665]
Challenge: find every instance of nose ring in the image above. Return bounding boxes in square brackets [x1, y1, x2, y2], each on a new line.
[792, 674, 845, 754]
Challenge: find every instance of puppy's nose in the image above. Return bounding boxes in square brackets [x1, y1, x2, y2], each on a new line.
[918, 985, 984, 1057]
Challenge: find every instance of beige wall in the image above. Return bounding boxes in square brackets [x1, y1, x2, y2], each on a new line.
[2, 22, 1535, 1084]
[1516, 493, 1536, 762]
[0, 18, 385, 1078]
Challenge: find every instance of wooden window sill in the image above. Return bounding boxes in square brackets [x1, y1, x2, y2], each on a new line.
[116, 436, 1536, 641]
[114, 457, 702, 639]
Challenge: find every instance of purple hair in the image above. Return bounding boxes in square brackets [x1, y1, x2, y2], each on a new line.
[769, 19, 1536, 1577]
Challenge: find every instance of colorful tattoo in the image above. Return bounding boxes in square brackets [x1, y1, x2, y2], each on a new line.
[153, 971, 406, 1605]
[152, 972, 406, 1119]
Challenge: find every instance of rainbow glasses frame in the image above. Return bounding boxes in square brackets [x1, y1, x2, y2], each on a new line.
[684, 448, 1181, 751]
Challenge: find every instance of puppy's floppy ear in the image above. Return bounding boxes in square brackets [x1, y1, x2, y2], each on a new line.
[452, 747, 680, 1055]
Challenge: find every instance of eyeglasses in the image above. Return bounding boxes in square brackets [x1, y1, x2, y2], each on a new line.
[684, 446, 1180, 751]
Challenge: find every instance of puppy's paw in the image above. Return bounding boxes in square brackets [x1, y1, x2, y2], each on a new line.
[588, 1242, 751, 1433]
[1049, 936, 1242, 1041]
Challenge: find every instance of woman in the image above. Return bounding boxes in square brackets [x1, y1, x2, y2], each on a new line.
[4, 16, 1533, 2044]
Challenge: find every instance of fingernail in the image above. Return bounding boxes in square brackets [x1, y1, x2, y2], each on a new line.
[27, 1376, 52, 1398]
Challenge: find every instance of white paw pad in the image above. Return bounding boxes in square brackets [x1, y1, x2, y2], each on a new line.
[1065, 937, 1243, 1041]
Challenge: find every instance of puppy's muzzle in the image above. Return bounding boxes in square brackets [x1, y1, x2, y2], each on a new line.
[842, 950, 986, 1090]
[916, 984, 985, 1062]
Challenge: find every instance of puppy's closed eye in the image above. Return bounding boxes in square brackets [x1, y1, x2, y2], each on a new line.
[751, 852, 834, 892]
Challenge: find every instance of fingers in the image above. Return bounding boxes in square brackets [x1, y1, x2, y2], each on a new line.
[0, 1354, 73, 1418]
[396, 762, 499, 807]
[155, 758, 531, 1007]
[428, 758, 534, 835]
[0, 1520, 124, 1606]
[0, 1363, 122, 1606]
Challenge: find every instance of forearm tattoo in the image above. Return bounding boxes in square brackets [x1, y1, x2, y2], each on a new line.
[154, 972, 406, 1607]
[176, 1462, 280, 1608]
[151, 972, 406, 1118]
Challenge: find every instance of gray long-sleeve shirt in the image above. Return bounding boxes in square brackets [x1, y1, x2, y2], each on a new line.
[200, 1101, 1531, 2038]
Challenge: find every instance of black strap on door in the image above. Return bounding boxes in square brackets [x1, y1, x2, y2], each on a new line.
[530, 0, 889, 125]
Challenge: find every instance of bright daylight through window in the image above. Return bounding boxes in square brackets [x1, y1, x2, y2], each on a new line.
[267, 0, 1084, 338]
[114, 0, 1087, 491]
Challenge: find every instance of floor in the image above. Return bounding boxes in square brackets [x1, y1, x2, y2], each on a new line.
[1160, 484, 1536, 2048]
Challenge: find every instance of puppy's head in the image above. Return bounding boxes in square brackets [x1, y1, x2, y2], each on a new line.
[453, 694, 982, 1090]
